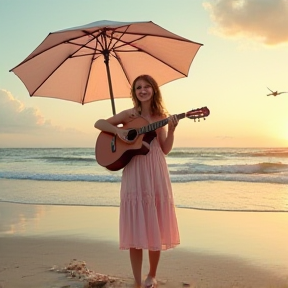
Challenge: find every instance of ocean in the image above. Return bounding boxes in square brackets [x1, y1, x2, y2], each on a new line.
[0, 147, 288, 212]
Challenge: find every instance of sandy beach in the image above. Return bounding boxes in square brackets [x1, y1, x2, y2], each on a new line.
[0, 201, 288, 288]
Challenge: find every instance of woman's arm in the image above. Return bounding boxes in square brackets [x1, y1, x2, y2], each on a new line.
[94, 118, 119, 134]
[157, 115, 178, 155]
[94, 109, 134, 139]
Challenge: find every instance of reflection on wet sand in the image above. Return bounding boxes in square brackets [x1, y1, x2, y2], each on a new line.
[0, 202, 119, 241]
[0, 202, 51, 234]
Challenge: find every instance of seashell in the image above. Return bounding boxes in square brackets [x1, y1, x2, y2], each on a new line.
[50, 258, 124, 288]
[49, 267, 56, 271]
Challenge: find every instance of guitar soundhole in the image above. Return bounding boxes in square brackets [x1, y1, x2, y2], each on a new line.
[127, 129, 137, 141]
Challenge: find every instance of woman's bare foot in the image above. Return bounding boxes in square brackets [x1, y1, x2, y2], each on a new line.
[144, 275, 157, 288]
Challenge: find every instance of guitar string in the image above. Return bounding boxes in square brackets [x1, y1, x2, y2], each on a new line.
[136, 110, 208, 135]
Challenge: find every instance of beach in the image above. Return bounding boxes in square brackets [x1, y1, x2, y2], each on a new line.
[1, 147, 288, 287]
[1, 200, 288, 288]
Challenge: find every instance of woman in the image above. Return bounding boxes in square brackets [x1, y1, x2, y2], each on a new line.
[94, 75, 180, 288]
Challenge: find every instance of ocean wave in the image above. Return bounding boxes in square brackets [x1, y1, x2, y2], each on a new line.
[170, 162, 288, 174]
[0, 171, 121, 182]
[168, 147, 288, 158]
[168, 149, 228, 158]
[170, 174, 288, 184]
[0, 148, 95, 163]
[1, 148, 288, 184]
[246, 148, 288, 158]
[40, 156, 95, 163]
[1, 171, 288, 184]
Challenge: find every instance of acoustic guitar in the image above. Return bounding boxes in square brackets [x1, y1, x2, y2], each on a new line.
[95, 106, 210, 171]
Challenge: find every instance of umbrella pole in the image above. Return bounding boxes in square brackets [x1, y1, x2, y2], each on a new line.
[103, 50, 116, 115]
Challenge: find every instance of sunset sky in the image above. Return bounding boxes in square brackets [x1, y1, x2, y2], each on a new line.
[1, 0, 288, 148]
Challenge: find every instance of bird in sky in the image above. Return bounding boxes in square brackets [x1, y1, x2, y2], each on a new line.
[267, 87, 288, 96]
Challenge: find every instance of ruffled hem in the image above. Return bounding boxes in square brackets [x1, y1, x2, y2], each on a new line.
[119, 242, 180, 251]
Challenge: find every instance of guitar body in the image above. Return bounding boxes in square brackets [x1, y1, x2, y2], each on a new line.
[95, 117, 151, 171]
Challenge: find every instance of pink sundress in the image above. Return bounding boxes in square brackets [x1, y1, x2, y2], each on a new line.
[119, 127, 180, 251]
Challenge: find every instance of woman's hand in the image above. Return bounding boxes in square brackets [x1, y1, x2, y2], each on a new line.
[116, 128, 130, 142]
[168, 114, 178, 133]
[157, 115, 178, 155]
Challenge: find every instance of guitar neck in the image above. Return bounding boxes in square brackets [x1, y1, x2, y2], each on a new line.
[137, 113, 186, 135]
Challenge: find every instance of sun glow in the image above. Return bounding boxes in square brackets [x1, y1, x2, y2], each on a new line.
[275, 123, 288, 146]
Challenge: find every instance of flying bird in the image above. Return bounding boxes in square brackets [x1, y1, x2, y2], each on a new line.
[267, 87, 288, 96]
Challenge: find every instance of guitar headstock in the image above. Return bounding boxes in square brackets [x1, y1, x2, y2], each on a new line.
[186, 106, 210, 121]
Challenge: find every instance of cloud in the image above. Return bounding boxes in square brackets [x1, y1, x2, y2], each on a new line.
[203, 0, 288, 45]
[0, 89, 50, 133]
[0, 89, 92, 147]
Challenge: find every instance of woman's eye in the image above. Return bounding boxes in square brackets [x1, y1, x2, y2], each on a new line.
[135, 85, 151, 90]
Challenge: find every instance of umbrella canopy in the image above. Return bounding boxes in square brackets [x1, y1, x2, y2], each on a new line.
[10, 20, 203, 115]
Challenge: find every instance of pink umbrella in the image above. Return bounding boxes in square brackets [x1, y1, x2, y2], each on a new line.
[10, 20, 203, 115]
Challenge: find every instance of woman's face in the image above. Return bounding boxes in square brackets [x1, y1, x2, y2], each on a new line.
[134, 79, 154, 103]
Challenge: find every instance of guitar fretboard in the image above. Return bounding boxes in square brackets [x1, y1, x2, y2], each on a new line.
[137, 113, 186, 135]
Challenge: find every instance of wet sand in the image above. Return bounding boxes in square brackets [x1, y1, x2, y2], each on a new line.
[0, 202, 288, 288]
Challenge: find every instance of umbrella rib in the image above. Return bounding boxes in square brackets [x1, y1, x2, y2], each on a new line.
[78, 33, 117, 105]
[80, 39, 103, 105]
[106, 32, 202, 77]
[30, 41, 94, 95]
[109, 31, 203, 47]
[106, 25, 130, 51]
[111, 36, 193, 77]
[30, 57, 69, 95]
[81, 56, 94, 105]
[112, 50, 131, 86]
[10, 32, 95, 70]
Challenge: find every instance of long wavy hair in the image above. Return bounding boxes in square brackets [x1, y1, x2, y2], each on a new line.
[131, 75, 168, 117]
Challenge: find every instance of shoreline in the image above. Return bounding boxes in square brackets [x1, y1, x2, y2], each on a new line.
[1, 198, 288, 213]
[1, 202, 288, 287]
[1, 178, 288, 212]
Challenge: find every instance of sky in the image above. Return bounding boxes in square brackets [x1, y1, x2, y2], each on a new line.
[0, 0, 288, 148]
